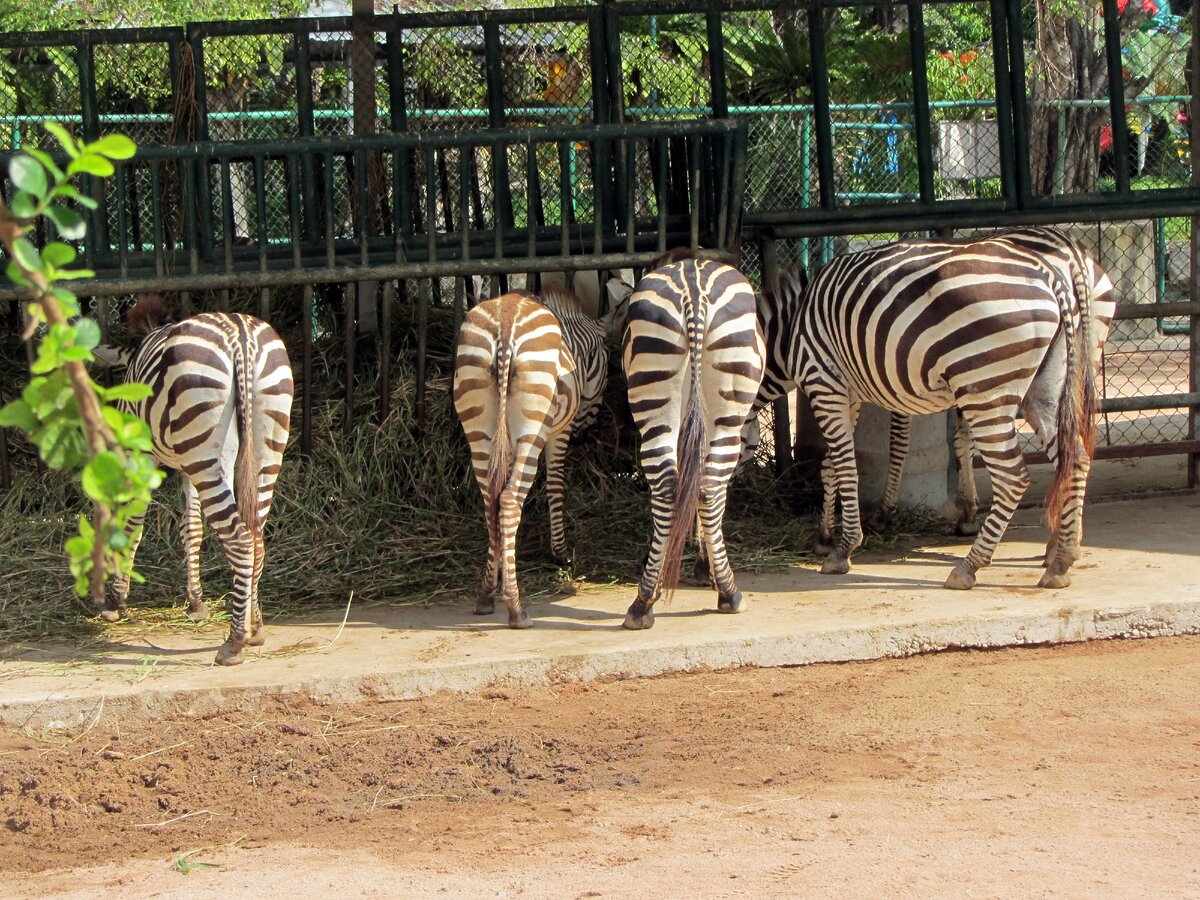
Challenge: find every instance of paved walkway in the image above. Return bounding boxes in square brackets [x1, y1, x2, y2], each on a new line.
[2, 495, 1197, 729]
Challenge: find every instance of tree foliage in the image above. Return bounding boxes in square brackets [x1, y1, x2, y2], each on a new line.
[0, 126, 165, 605]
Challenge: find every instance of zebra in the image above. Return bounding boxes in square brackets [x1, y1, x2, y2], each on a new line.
[452, 287, 621, 628]
[615, 255, 765, 630]
[814, 229, 1117, 555]
[95, 295, 294, 665]
[750, 227, 1110, 590]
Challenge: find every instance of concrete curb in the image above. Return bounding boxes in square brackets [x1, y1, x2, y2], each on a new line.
[6, 600, 1198, 730]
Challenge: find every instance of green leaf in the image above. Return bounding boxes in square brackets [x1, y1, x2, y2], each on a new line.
[10, 155, 47, 198]
[61, 346, 94, 362]
[42, 121, 78, 157]
[5, 261, 30, 288]
[24, 148, 65, 183]
[74, 318, 100, 349]
[45, 205, 85, 241]
[82, 451, 126, 502]
[73, 195, 98, 211]
[104, 382, 153, 402]
[11, 237, 44, 274]
[90, 134, 137, 160]
[42, 241, 77, 268]
[0, 398, 36, 432]
[9, 190, 38, 219]
[39, 421, 86, 469]
[51, 288, 80, 316]
[68, 154, 115, 178]
[54, 268, 96, 281]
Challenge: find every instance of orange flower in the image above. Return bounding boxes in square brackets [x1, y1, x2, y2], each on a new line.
[958, 51, 977, 64]
[959, 73, 970, 85]
[940, 51, 954, 60]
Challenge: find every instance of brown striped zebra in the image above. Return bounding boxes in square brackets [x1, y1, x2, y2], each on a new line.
[751, 227, 1110, 590]
[452, 288, 619, 628]
[98, 296, 293, 665]
[616, 256, 765, 630]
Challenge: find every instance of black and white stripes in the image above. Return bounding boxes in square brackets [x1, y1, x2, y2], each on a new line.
[753, 227, 1110, 590]
[618, 257, 765, 629]
[106, 297, 294, 665]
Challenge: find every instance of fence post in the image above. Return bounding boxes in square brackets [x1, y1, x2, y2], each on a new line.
[1189, 0, 1200, 488]
[762, 236, 792, 477]
[807, 0, 836, 212]
[905, 1, 935, 206]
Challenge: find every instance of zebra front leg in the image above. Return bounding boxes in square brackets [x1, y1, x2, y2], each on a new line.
[101, 511, 147, 622]
[868, 412, 910, 532]
[811, 395, 864, 575]
[815, 454, 836, 555]
[181, 478, 208, 621]
[624, 471, 676, 630]
[945, 415, 1030, 590]
[544, 429, 573, 567]
[953, 412, 981, 537]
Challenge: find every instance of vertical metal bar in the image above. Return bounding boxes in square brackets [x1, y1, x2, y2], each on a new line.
[602, 2, 624, 122]
[419, 145, 436, 431]
[356, 147, 370, 266]
[807, 0, 837, 210]
[343, 282, 356, 435]
[167, 35, 183, 135]
[656, 137, 668, 254]
[484, 22, 514, 231]
[77, 34, 109, 258]
[150, 160, 166, 277]
[220, 157, 235, 276]
[727, 124, 748, 253]
[380, 279, 393, 422]
[490, 143, 509, 295]
[688, 136, 700, 250]
[559, 140, 572, 257]
[988, 0, 1017, 207]
[295, 28, 319, 243]
[588, 7, 611, 126]
[183, 157, 200, 277]
[525, 142, 538, 263]
[625, 137, 637, 257]
[301, 284, 313, 453]
[254, 154, 268, 273]
[187, 23, 214, 261]
[1189, 0, 1200, 487]
[114, 163, 129, 279]
[1005, 0, 1032, 205]
[1101, 0, 1131, 195]
[706, 3, 728, 119]
[459, 147, 471, 318]
[906, 1, 935, 206]
[386, 16, 407, 132]
[323, 150, 336, 269]
[288, 153, 303, 271]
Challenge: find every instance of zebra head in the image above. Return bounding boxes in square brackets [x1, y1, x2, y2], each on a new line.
[92, 342, 133, 369]
[602, 277, 634, 341]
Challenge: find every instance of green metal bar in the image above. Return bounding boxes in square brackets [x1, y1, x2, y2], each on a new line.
[987, 0, 1017, 207]
[386, 16, 407, 133]
[906, 0, 935, 205]
[254, 155, 269, 273]
[294, 30, 319, 244]
[220, 160, 235, 280]
[114, 164, 129, 278]
[1004, 0, 1032, 206]
[807, 0, 836, 210]
[799, 112, 811, 268]
[1100, 0, 1131, 195]
[706, 1, 729, 119]
[558, 140, 571, 257]
[688, 135, 700, 249]
[483, 22, 514, 232]
[587, 6, 610, 127]
[149, 160, 166, 278]
[656, 136, 668, 254]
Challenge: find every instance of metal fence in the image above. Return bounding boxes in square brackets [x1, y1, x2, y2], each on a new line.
[1, 0, 1197, 486]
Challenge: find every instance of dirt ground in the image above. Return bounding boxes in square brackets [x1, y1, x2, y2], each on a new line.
[2, 636, 1199, 898]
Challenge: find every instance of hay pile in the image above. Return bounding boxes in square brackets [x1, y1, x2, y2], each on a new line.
[0, 337, 827, 647]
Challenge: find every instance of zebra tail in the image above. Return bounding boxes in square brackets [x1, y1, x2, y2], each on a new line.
[484, 339, 514, 563]
[233, 339, 261, 537]
[1045, 273, 1096, 530]
[660, 324, 707, 600]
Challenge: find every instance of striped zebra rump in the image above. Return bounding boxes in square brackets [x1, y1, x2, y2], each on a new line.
[764, 232, 1105, 592]
[453, 291, 592, 629]
[106, 295, 293, 667]
[619, 258, 765, 630]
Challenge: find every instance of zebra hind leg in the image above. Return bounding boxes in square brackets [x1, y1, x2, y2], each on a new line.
[868, 412, 910, 533]
[700, 479, 745, 614]
[496, 435, 547, 629]
[953, 412, 981, 537]
[692, 515, 712, 584]
[944, 413, 1030, 590]
[543, 430, 573, 568]
[815, 454, 837, 556]
[624, 472, 676, 630]
[1039, 435, 1092, 589]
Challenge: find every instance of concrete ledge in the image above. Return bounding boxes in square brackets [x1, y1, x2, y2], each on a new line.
[2, 495, 1197, 729]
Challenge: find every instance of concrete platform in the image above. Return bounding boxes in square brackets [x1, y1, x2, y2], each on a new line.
[2, 495, 1197, 729]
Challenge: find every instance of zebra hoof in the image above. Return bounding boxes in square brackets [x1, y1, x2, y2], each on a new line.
[551, 550, 573, 568]
[508, 609, 532, 629]
[186, 601, 209, 622]
[622, 608, 655, 631]
[955, 519, 981, 537]
[692, 556, 711, 584]
[246, 627, 267, 647]
[474, 597, 496, 616]
[866, 509, 890, 532]
[943, 565, 976, 591]
[814, 538, 835, 557]
[214, 641, 246, 666]
[820, 555, 850, 576]
[717, 591, 745, 614]
[1038, 569, 1071, 589]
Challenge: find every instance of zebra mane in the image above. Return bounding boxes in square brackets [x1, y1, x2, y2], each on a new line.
[126, 293, 175, 340]
[648, 246, 698, 271]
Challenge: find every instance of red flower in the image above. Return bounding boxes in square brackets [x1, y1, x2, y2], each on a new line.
[1116, 0, 1158, 14]
[958, 51, 977, 64]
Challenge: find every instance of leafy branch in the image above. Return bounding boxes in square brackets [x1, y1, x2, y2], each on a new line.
[0, 125, 165, 614]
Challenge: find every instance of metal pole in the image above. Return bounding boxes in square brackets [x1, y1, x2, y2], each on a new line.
[1189, 0, 1200, 487]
